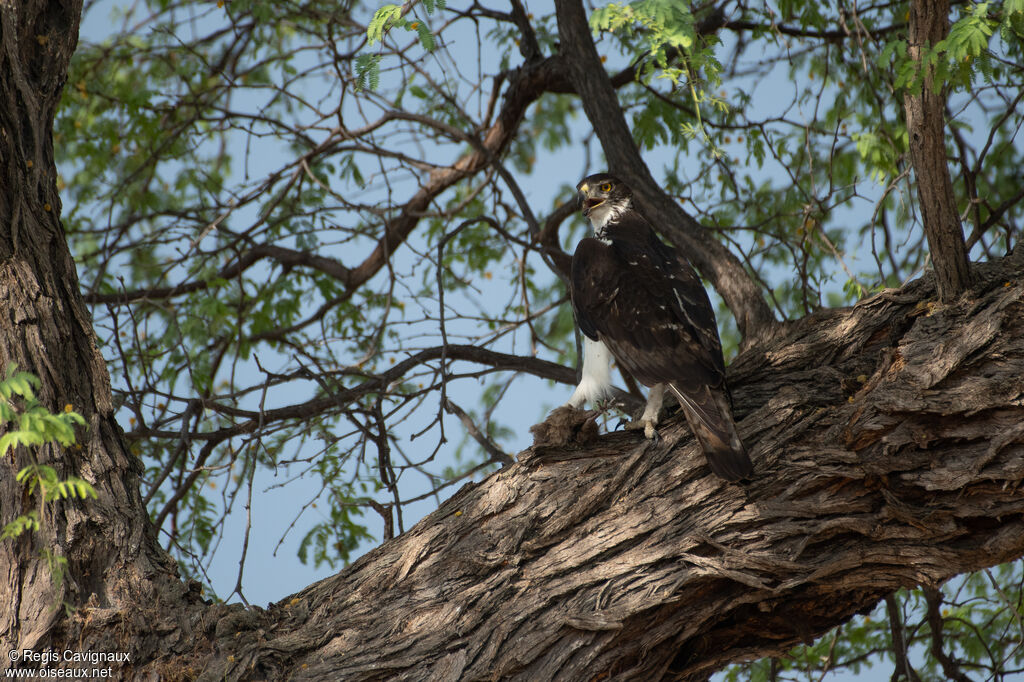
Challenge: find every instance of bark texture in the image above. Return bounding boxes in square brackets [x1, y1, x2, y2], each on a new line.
[77, 248, 1020, 681]
[903, 0, 973, 301]
[0, 0, 197, 658]
[3, 1, 1024, 680]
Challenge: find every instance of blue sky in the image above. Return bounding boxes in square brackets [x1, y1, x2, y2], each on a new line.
[70, 0, 899, 607]
[64, 3, 1013, 678]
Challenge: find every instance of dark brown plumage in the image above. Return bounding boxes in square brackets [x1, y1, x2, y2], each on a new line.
[570, 173, 753, 481]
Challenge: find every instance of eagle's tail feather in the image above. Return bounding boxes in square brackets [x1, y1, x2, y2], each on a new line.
[667, 383, 753, 482]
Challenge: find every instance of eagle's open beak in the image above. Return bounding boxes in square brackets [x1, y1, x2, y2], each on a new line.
[577, 188, 604, 217]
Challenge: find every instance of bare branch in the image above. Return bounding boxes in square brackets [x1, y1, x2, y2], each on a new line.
[923, 587, 976, 682]
[885, 593, 922, 682]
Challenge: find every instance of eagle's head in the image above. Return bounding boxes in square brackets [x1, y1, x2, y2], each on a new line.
[576, 173, 632, 232]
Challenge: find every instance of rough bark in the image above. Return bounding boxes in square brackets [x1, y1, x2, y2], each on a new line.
[168, 249, 1022, 681]
[0, 0, 198, 658]
[4, 1, 1024, 681]
[23, 247, 1016, 681]
[903, 0, 973, 301]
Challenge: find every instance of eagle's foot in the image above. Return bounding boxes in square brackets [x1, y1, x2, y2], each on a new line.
[625, 415, 660, 440]
[636, 384, 664, 441]
[643, 418, 659, 441]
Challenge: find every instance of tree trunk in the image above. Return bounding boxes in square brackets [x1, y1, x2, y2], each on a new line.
[903, 0, 972, 301]
[15, 247, 1020, 681]
[4, 1, 1024, 680]
[0, 0, 197, 658]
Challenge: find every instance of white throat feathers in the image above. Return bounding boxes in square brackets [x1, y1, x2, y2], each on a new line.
[587, 197, 631, 238]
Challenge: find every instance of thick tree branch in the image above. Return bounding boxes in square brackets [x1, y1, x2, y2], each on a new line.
[885, 594, 922, 682]
[67, 247, 1024, 680]
[923, 587, 975, 682]
[554, 0, 779, 347]
[902, 0, 972, 301]
[10, 3, 1024, 680]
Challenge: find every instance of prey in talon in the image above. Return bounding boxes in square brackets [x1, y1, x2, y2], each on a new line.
[563, 173, 754, 482]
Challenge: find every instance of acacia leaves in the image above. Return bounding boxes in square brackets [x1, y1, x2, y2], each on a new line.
[590, 1, 728, 155]
[882, 1, 1024, 96]
[591, 0, 696, 59]
[0, 368, 86, 458]
[367, 4, 404, 45]
[0, 366, 95, 544]
[359, 0, 444, 89]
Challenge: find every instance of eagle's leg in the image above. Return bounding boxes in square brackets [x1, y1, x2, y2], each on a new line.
[639, 383, 665, 440]
[566, 337, 614, 409]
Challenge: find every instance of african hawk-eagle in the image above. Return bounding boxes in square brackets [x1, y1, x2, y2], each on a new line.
[566, 173, 754, 482]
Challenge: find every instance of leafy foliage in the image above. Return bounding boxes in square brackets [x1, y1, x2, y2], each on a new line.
[359, 0, 443, 89]
[591, 1, 696, 57]
[591, 1, 727, 154]
[57, 0, 1024, 675]
[0, 371, 86, 458]
[0, 512, 39, 542]
[723, 569, 1024, 680]
[15, 465, 96, 503]
[0, 366, 95, 558]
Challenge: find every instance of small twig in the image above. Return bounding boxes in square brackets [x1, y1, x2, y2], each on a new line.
[443, 398, 513, 466]
[368, 500, 394, 541]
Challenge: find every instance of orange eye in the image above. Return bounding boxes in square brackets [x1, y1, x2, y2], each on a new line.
[599, 183, 612, 192]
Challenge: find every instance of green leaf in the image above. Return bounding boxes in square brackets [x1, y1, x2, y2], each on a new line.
[1, 431, 45, 457]
[414, 21, 436, 52]
[1, 511, 40, 540]
[51, 476, 98, 501]
[355, 53, 382, 91]
[367, 5, 403, 46]
[0, 367, 40, 401]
